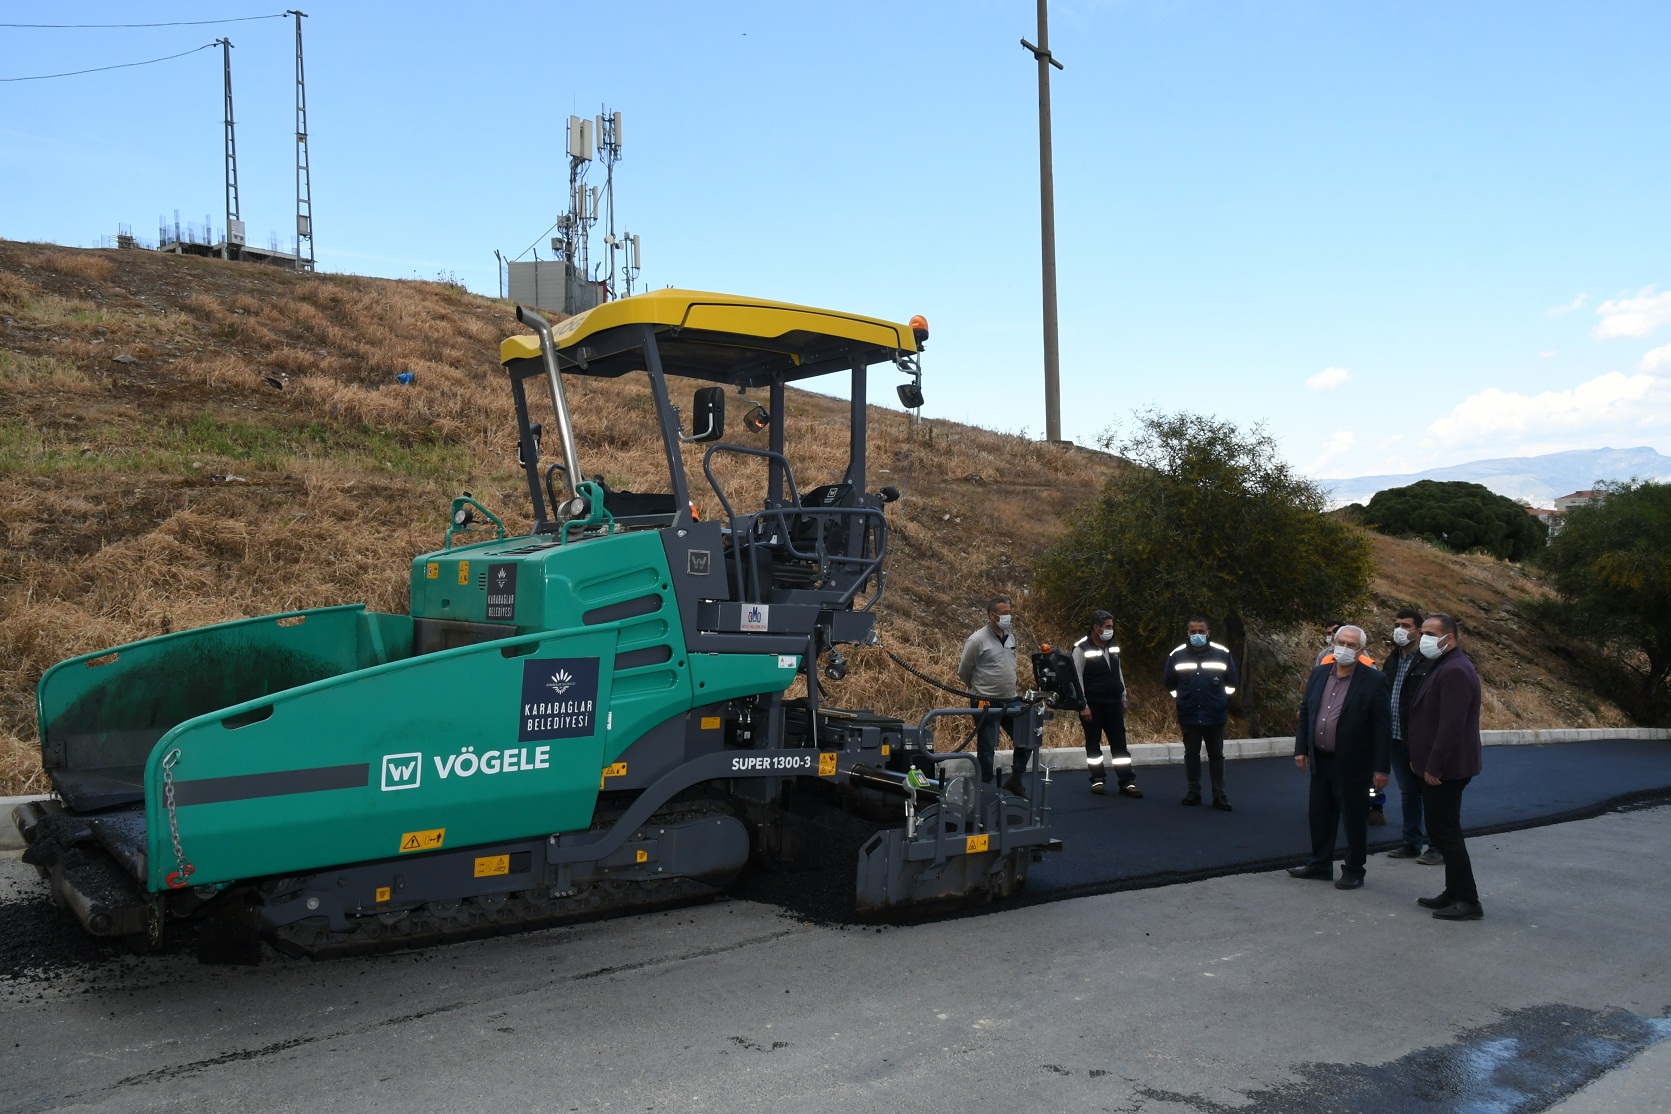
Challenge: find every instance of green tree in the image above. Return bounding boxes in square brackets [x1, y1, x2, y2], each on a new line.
[1541, 480, 1671, 715]
[1038, 412, 1374, 731]
[1362, 479, 1546, 560]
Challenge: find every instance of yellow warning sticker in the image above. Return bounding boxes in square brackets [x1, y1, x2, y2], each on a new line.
[700, 716, 722, 731]
[375, 886, 391, 903]
[599, 761, 627, 789]
[635, 849, 648, 863]
[965, 834, 990, 854]
[399, 828, 445, 854]
[880, 743, 891, 757]
[474, 855, 510, 878]
[425, 562, 439, 580]
[457, 561, 470, 585]
[818, 752, 838, 777]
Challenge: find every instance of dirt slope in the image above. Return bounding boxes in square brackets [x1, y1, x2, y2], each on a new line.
[0, 242, 1631, 793]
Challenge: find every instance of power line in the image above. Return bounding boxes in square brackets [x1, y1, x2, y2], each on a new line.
[0, 41, 218, 82]
[1, 14, 285, 29]
[513, 220, 560, 262]
[0, 41, 218, 81]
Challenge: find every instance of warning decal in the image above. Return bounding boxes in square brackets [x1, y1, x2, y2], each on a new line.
[399, 828, 446, 854]
[375, 886, 391, 903]
[965, 834, 990, 854]
[818, 752, 838, 777]
[474, 855, 510, 878]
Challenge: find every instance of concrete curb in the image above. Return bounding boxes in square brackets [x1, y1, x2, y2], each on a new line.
[3, 728, 1665, 848]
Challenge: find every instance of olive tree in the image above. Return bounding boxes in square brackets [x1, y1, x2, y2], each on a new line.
[1039, 411, 1374, 733]
[1541, 480, 1671, 716]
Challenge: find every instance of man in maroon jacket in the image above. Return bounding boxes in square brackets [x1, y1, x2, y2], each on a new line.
[1404, 613, 1485, 921]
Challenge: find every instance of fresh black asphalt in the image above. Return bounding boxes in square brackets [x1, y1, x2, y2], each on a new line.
[1023, 738, 1671, 904]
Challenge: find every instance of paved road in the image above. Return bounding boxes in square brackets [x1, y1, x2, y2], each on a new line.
[1027, 738, 1671, 902]
[2, 799, 1667, 1112]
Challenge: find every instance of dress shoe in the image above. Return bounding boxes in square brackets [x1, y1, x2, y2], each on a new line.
[1212, 794, 1233, 812]
[1287, 863, 1333, 881]
[1367, 809, 1386, 826]
[1417, 848, 1446, 866]
[1121, 784, 1144, 799]
[1387, 843, 1421, 859]
[1416, 893, 1453, 910]
[1431, 900, 1484, 921]
[1181, 791, 1201, 806]
[1090, 780, 1106, 795]
[1334, 872, 1365, 890]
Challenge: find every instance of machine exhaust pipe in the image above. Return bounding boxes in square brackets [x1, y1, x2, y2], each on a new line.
[515, 305, 585, 500]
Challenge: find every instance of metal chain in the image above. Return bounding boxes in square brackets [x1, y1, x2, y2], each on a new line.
[160, 749, 195, 888]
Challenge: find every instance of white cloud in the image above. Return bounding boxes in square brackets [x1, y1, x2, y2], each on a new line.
[1539, 350, 1556, 359]
[1427, 369, 1671, 454]
[1594, 287, 1671, 340]
[1311, 430, 1358, 475]
[1547, 293, 1586, 317]
[1306, 366, 1351, 392]
[1640, 344, 1671, 372]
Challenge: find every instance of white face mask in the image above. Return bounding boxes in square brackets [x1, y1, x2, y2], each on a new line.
[1392, 627, 1411, 647]
[1419, 633, 1444, 659]
[1098, 628, 1114, 643]
[996, 614, 1012, 631]
[1333, 642, 1359, 663]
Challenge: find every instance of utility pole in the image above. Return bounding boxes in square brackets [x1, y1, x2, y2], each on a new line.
[1021, 2, 1065, 443]
[218, 38, 243, 261]
[288, 10, 315, 272]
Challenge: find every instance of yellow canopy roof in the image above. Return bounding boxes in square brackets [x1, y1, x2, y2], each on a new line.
[500, 289, 919, 384]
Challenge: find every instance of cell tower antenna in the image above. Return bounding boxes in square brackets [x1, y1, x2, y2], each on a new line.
[596, 108, 624, 299]
[217, 38, 243, 261]
[288, 11, 315, 272]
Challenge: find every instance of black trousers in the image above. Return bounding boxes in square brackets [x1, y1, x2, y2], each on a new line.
[1389, 738, 1427, 848]
[1307, 750, 1371, 874]
[1420, 776, 1478, 903]
[974, 704, 1021, 783]
[1082, 701, 1135, 787]
[1181, 722, 1226, 794]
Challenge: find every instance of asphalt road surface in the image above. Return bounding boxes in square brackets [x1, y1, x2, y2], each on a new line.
[1, 741, 1667, 1112]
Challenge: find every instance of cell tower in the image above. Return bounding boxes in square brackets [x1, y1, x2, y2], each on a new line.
[217, 38, 245, 260]
[288, 10, 315, 272]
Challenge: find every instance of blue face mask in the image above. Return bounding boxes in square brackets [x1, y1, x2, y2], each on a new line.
[1188, 633, 1207, 648]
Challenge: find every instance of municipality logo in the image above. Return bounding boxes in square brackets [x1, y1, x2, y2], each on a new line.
[494, 567, 509, 588]
[546, 668, 576, 696]
[381, 752, 422, 791]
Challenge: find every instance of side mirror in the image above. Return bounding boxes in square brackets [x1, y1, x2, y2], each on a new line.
[743, 403, 771, 434]
[686, 386, 725, 443]
[897, 381, 924, 409]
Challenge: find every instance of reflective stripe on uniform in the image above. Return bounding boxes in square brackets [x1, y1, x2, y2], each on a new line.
[1224, 686, 1237, 695]
[1087, 754, 1105, 766]
[1083, 649, 1104, 659]
[1110, 756, 1133, 767]
[1174, 661, 1199, 671]
[1209, 642, 1230, 652]
[1200, 661, 1228, 671]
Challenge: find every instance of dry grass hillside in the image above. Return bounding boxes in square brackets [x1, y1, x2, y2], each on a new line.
[0, 241, 1632, 794]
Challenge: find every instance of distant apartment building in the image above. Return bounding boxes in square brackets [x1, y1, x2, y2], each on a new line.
[1554, 490, 1604, 513]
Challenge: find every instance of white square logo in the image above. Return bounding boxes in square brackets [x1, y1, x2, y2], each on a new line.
[381, 752, 422, 791]
[740, 604, 770, 632]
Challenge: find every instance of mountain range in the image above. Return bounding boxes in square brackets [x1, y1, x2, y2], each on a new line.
[1322, 446, 1671, 508]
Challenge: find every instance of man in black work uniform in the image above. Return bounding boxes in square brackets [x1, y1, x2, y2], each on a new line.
[1288, 624, 1392, 889]
[1074, 610, 1141, 798]
[1165, 616, 1239, 811]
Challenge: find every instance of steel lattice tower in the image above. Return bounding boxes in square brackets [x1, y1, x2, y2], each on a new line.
[218, 38, 241, 260]
[289, 11, 315, 272]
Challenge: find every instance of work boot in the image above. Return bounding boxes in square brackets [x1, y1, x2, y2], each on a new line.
[1089, 778, 1106, 795]
[1004, 775, 1028, 799]
[1212, 793, 1233, 812]
[1121, 784, 1143, 799]
[1181, 790, 1202, 806]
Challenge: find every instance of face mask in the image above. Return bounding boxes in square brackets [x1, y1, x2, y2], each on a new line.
[1392, 627, 1411, 647]
[996, 614, 1012, 631]
[1098, 629, 1114, 643]
[1188, 633, 1207, 648]
[1419, 633, 1443, 659]
[1333, 642, 1359, 663]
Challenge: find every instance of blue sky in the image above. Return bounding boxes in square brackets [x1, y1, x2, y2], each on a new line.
[4, 2, 1669, 479]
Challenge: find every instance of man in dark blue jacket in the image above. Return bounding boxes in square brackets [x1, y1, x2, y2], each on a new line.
[1165, 616, 1239, 811]
[1288, 624, 1392, 889]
